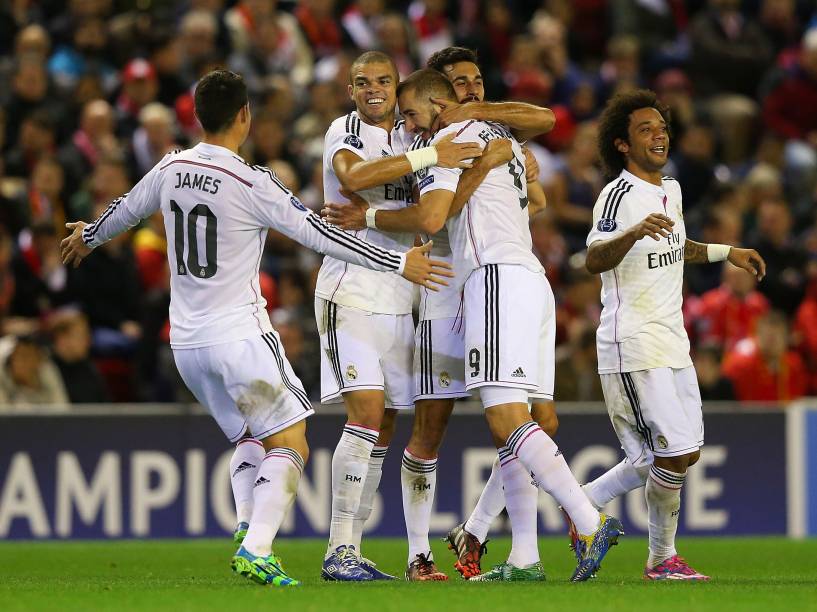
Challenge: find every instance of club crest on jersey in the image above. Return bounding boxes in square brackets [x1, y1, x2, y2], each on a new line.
[597, 218, 617, 232]
[657, 435, 668, 449]
[290, 196, 307, 212]
[345, 365, 358, 381]
[439, 371, 451, 388]
[415, 167, 428, 179]
[344, 134, 363, 149]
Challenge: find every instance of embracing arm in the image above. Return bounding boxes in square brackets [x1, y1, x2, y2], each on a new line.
[332, 135, 481, 193]
[432, 98, 555, 141]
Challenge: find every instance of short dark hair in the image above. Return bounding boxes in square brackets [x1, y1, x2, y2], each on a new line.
[194, 70, 247, 134]
[597, 89, 671, 179]
[349, 51, 398, 84]
[397, 68, 457, 103]
[426, 47, 478, 72]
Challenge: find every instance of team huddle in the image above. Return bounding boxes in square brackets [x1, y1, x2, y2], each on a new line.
[61, 46, 766, 587]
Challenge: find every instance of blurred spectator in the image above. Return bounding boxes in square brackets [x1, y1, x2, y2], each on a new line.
[0, 24, 50, 95]
[48, 309, 108, 403]
[749, 197, 807, 315]
[10, 221, 71, 319]
[342, 0, 386, 51]
[654, 68, 695, 136]
[695, 262, 770, 351]
[148, 29, 187, 108]
[689, 0, 773, 98]
[60, 99, 121, 184]
[48, 17, 117, 96]
[611, 0, 689, 75]
[554, 322, 604, 401]
[0, 334, 69, 407]
[376, 13, 418, 78]
[762, 29, 817, 216]
[693, 343, 735, 401]
[67, 202, 143, 357]
[4, 56, 65, 149]
[25, 157, 67, 232]
[722, 310, 808, 401]
[671, 123, 717, 211]
[131, 102, 178, 179]
[408, 0, 454, 62]
[5, 110, 57, 179]
[758, 0, 802, 56]
[115, 58, 159, 139]
[595, 35, 644, 102]
[295, 0, 343, 60]
[503, 35, 552, 107]
[544, 121, 601, 253]
[69, 156, 131, 223]
[179, 10, 220, 85]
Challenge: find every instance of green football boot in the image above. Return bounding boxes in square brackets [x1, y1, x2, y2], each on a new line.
[469, 561, 546, 582]
[231, 546, 300, 586]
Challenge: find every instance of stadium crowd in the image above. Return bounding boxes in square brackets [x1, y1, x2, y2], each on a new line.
[0, 0, 815, 406]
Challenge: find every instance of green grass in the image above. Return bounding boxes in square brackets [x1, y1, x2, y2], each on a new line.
[1, 537, 816, 611]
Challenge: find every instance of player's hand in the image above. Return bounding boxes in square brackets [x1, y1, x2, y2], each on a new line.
[429, 98, 475, 132]
[60, 222, 92, 268]
[401, 241, 454, 291]
[434, 133, 482, 169]
[523, 146, 540, 183]
[321, 191, 368, 230]
[479, 138, 513, 170]
[728, 247, 766, 281]
[631, 213, 674, 241]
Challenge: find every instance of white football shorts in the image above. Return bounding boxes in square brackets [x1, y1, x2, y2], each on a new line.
[315, 298, 414, 408]
[413, 317, 470, 401]
[600, 366, 704, 463]
[463, 264, 555, 399]
[173, 331, 314, 442]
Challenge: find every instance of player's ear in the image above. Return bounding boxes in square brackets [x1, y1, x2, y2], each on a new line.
[347, 84, 354, 100]
[615, 138, 629, 154]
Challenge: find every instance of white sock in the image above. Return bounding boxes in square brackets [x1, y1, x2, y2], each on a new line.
[352, 444, 388, 554]
[507, 422, 600, 535]
[401, 449, 437, 563]
[327, 423, 377, 556]
[464, 456, 505, 543]
[646, 465, 685, 567]
[583, 458, 648, 509]
[229, 438, 264, 525]
[241, 448, 304, 557]
[498, 447, 539, 567]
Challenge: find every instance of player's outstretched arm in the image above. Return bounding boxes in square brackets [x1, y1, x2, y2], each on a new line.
[684, 239, 766, 280]
[430, 98, 555, 141]
[333, 134, 482, 193]
[322, 138, 512, 233]
[586, 213, 674, 274]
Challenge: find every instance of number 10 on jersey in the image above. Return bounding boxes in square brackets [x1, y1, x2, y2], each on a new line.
[170, 200, 218, 278]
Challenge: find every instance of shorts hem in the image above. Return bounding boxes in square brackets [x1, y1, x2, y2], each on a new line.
[226, 420, 249, 443]
[413, 392, 471, 401]
[651, 441, 704, 458]
[529, 393, 554, 400]
[321, 384, 384, 403]
[252, 409, 314, 440]
[465, 380, 539, 392]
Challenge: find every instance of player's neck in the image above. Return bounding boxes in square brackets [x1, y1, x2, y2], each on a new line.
[625, 162, 662, 186]
[201, 132, 243, 155]
[357, 110, 395, 133]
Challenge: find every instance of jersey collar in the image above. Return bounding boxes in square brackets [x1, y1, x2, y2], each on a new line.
[621, 169, 665, 195]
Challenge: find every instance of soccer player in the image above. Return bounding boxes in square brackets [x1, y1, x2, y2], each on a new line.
[580, 89, 765, 580]
[322, 47, 557, 581]
[402, 68, 623, 583]
[60, 69, 452, 587]
[315, 51, 481, 582]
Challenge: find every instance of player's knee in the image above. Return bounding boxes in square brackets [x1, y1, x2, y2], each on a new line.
[537, 411, 559, 437]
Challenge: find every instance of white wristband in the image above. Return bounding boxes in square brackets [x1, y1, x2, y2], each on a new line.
[405, 146, 438, 172]
[707, 243, 731, 262]
[365, 207, 378, 229]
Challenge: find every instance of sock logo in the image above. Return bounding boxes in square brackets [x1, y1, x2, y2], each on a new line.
[413, 482, 432, 491]
[671, 509, 680, 517]
[511, 367, 525, 377]
[345, 474, 362, 483]
[232, 461, 256, 476]
[555, 449, 562, 457]
[254, 476, 270, 486]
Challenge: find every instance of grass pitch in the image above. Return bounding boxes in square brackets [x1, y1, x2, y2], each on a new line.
[1, 537, 815, 611]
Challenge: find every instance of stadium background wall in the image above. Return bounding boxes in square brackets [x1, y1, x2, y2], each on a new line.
[0, 404, 813, 540]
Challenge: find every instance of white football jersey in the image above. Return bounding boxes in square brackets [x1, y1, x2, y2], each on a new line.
[315, 112, 417, 314]
[586, 169, 693, 373]
[418, 120, 543, 279]
[403, 134, 463, 320]
[82, 142, 407, 349]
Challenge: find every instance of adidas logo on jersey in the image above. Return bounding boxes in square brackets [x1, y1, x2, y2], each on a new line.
[511, 367, 526, 377]
[232, 461, 256, 476]
[254, 476, 270, 486]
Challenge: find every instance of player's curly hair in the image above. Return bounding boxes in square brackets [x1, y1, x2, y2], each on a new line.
[426, 47, 478, 72]
[597, 89, 671, 179]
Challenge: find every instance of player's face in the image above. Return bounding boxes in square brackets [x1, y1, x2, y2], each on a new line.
[623, 107, 669, 173]
[348, 62, 398, 125]
[441, 61, 484, 103]
[398, 88, 435, 138]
